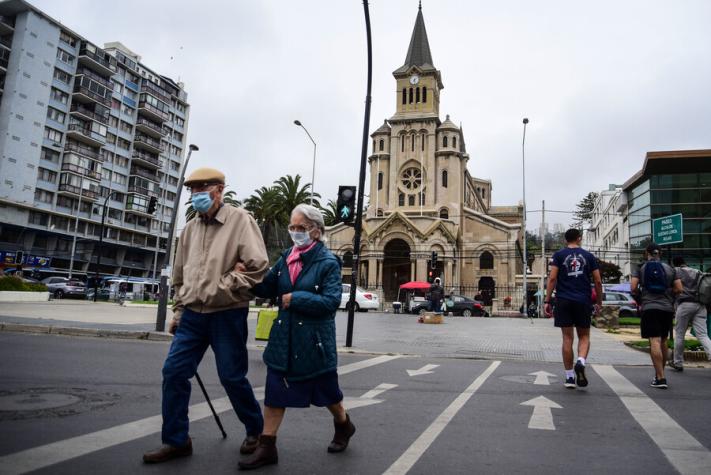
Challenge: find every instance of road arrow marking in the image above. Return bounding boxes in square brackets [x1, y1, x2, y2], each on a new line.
[528, 370, 556, 385]
[343, 383, 397, 410]
[407, 364, 440, 377]
[520, 396, 562, 430]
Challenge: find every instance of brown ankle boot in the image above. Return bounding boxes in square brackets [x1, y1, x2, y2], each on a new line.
[328, 414, 355, 453]
[238, 435, 278, 470]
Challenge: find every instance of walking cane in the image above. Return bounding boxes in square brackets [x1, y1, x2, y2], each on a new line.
[195, 372, 227, 438]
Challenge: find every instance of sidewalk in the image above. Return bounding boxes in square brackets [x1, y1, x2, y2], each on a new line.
[0, 301, 656, 365]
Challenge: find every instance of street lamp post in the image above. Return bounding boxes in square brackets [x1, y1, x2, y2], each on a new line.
[521, 118, 529, 316]
[155, 144, 199, 332]
[93, 190, 119, 302]
[293, 120, 317, 205]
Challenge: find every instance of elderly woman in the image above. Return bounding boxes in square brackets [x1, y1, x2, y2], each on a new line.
[238, 204, 355, 471]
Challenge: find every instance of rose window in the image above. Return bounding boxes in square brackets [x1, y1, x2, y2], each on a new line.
[401, 167, 422, 190]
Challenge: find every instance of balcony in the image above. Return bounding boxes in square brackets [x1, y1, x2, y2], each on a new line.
[73, 84, 111, 107]
[0, 16, 14, 36]
[66, 123, 106, 147]
[75, 66, 112, 89]
[140, 80, 172, 104]
[138, 100, 170, 122]
[0, 36, 11, 50]
[131, 150, 161, 169]
[130, 166, 159, 183]
[70, 103, 109, 125]
[78, 43, 115, 77]
[64, 140, 101, 161]
[125, 203, 154, 217]
[61, 162, 102, 181]
[135, 117, 165, 138]
[133, 133, 164, 154]
[58, 183, 99, 201]
[127, 184, 154, 197]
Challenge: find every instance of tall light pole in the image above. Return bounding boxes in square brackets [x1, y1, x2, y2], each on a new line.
[155, 143, 199, 332]
[521, 117, 529, 316]
[293, 120, 317, 204]
[68, 174, 85, 279]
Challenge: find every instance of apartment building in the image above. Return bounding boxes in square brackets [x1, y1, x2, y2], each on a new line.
[585, 185, 631, 278]
[0, 0, 189, 280]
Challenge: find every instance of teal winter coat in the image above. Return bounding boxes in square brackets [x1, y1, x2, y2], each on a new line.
[252, 241, 342, 382]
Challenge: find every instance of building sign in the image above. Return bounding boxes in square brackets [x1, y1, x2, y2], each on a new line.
[26, 255, 52, 268]
[652, 213, 684, 245]
[0, 252, 52, 267]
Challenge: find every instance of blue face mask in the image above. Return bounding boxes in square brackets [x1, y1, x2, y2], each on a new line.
[289, 230, 313, 248]
[192, 192, 213, 214]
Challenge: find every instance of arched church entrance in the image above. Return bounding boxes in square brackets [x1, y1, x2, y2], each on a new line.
[383, 239, 411, 303]
[478, 276, 495, 306]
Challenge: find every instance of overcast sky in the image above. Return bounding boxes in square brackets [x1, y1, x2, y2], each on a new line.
[33, 0, 711, 230]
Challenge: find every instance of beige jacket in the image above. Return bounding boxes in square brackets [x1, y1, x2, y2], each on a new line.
[172, 204, 268, 316]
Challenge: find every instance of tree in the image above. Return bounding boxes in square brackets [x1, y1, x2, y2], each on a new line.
[598, 259, 622, 283]
[272, 174, 321, 217]
[572, 191, 599, 229]
[185, 187, 242, 221]
[321, 199, 338, 226]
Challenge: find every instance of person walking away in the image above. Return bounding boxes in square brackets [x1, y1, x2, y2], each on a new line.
[630, 243, 682, 389]
[143, 168, 269, 463]
[238, 204, 354, 470]
[429, 277, 444, 313]
[668, 256, 711, 371]
[544, 228, 602, 389]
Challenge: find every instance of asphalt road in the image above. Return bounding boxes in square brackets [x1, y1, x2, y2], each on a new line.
[1, 333, 710, 474]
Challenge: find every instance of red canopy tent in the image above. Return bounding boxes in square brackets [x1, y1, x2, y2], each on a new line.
[399, 281, 431, 290]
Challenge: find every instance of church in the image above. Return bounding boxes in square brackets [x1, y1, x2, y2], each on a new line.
[325, 5, 524, 305]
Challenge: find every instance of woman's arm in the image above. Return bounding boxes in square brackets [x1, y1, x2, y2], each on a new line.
[289, 260, 342, 317]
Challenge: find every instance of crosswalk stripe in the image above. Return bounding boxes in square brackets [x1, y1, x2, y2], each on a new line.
[0, 354, 401, 475]
[383, 360, 501, 475]
[594, 365, 711, 475]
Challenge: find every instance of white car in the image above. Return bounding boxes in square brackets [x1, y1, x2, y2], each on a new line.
[340, 284, 379, 312]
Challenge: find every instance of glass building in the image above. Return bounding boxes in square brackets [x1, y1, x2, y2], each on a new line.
[623, 150, 711, 271]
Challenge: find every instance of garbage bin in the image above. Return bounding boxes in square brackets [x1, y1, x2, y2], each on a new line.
[392, 302, 401, 314]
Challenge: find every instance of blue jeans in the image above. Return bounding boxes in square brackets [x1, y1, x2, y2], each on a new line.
[161, 307, 263, 446]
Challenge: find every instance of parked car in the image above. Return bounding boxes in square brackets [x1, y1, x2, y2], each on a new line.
[602, 291, 638, 318]
[340, 284, 379, 312]
[41, 277, 86, 299]
[411, 295, 489, 317]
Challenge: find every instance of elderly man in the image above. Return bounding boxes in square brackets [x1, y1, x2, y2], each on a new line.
[143, 167, 269, 463]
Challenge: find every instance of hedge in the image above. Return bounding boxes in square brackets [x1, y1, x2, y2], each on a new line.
[0, 276, 48, 292]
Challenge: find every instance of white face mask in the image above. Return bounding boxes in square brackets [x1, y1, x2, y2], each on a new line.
[289, 230, 313, 248]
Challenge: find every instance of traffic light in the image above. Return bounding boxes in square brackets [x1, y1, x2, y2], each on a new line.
[430, 251, 438, 270]
[336, 186, 356, 224]
[428, 270, 434, 283]
[147, 196, 158, 214]
[15, 251, 24, 265]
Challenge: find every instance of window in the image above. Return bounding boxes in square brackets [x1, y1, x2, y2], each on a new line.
[377, 172, 383, 190]
[419, 192, 425, 205]
[114, 155, 129, 168]
[377, 209, 384, 217]
[34, 188, 54, 204]
[453, 137, 457, 149]
[480, 251, 494, 270]
[173, 131, 183, 142]
[401, 136, 405, 152]
[46, 107, 66, 124]
[342, 251, 354, 268]
[59, 31, 76, 47]
[422, 86, 427, 103]
[29, 211, 49, 226]
[176, 102, 186, 113]
[43, 127, 63, 143]
[119, 120, 133, 134]
[175, 116, 185, 127]
[117, 138, 131, 150]
[398, 193, 405, 206]
[379, 139, 384, 151]
[416, 87, 420, 103]
[106, 132, 116, 144]
[53, 68, 71, 84]
[439, 208, 449, 219]
[442, 170, 448, 188]
[50, 87, 69, 104]
[56, 48, 74, 64]
[400, 167, 422, 190]
[443, 136, 448, 148]
[411, 134, 415, 151]
[408, 195, 415, 206]
[421, 133, 425, 151]
[402, 88, 406, 105]
[112, 172, 127, 185]
[56, 195, 76, 209]
[40, 147, 60, 163]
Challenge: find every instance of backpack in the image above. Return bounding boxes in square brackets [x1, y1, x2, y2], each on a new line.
[643, 260, 668, 294]
[697, 273, 711, 305]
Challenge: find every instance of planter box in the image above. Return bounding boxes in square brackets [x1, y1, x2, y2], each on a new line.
[0, 291, 50, 302]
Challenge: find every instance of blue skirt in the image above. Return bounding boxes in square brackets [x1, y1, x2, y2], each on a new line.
[264, 368, 343, 408]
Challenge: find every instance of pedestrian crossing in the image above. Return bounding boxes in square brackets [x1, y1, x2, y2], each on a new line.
[1, 350, 710, 475]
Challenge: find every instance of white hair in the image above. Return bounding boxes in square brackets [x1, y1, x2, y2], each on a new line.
[291, 204, 325, 236]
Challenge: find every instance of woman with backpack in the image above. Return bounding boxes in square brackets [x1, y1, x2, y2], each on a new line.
[630, 243, 683, 389]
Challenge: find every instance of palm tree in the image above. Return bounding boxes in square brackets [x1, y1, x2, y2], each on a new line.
[185, 187, 242, 221]
[244, 186, 284, 251]
[321, 199, 338, 226]
[273, 174, 321, 215]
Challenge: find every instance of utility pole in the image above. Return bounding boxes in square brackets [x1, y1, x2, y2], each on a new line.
[539, 200, 545, 318]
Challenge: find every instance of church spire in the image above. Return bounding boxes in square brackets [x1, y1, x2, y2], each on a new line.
[397, 3, 435, 72]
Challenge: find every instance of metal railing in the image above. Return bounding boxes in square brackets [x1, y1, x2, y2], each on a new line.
[73, 84, 111, 107]
[78, 45, 112, 71]
[61, 162, 101, 180]
[131, 151, 161, 167]
[58, 183, 99, 200]
[67, 123, 106, 143]
[138, 100, 170, 121]
[128, 185, 154, 196]
[130, 166, 159, 182]
[134, 133, 164, 151]
[136, 117, 165, 135]
[75, 66, 112, 89]
[70, 104, 109, 125]
[64, 140, 101, 160]
[140, 80, 172, 104]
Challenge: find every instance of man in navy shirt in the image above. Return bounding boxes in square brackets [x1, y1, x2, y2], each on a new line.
[544, 228, 603, 389]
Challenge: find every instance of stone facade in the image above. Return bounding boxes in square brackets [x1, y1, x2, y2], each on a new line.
[325, 6, 523, 305]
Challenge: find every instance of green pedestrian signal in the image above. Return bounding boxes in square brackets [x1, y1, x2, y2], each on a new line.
[337, 186, 356, 224]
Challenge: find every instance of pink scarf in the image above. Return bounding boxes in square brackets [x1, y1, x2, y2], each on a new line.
[286, 241, 318, 285]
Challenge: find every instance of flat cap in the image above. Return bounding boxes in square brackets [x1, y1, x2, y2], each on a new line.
[184, 167, 225, 187]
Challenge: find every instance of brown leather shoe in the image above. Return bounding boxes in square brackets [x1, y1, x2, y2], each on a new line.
[240, 435, 259, 455]
[328, 414, 355, 453]
[238, 435, 278, 470]
[142, 438, 192, 464]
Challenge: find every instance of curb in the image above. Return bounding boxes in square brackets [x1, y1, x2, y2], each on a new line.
[0, 322, 173, 341]
[623, 341, 708, 361]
